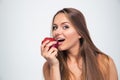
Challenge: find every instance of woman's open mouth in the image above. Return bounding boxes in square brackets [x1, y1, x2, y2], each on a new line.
[57, 38, 65, 45]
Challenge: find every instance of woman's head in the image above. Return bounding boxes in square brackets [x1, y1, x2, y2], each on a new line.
[51, 8, 94, 51]
[51, 11, 81, 51]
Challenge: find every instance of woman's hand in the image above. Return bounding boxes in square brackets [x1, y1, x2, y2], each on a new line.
[41, 40, 59, 66]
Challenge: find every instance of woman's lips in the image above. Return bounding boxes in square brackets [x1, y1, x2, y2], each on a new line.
[57, 39, 65, 45]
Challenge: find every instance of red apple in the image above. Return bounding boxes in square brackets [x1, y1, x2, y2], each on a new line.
[42, 37, 58, 48]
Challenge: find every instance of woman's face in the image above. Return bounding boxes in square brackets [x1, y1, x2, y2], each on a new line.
[52, 13, 81, 51]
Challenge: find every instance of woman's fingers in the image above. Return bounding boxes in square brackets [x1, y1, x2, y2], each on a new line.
[48, 47, 58, 57]
[40, 39, 59, 65]
[41, 40, 49, 52]
[41, 40, 58, 58]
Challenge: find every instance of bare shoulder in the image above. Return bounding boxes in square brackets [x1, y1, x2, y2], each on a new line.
[97, 53, 109, 61]
[97, 53, 117, 68]
[43, 61, 50, 80]
[97, 53, 117, 67]
[43, 61, 50, 71]
[107, 56, 118, 80]
[97, 53, 109, 66]
[97, 53, 118, 80]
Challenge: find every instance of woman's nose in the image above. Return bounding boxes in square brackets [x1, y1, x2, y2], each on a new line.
[53, 28, 62, 36]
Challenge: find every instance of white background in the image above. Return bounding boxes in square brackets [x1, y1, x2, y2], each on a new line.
[0, 0, 120, 80]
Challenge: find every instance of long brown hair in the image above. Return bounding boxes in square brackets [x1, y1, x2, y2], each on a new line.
[51, 8, 109, 80]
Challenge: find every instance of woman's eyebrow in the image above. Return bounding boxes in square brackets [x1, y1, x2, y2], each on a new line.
[61, 22, 69, 25]
[53, 21, 70, 26]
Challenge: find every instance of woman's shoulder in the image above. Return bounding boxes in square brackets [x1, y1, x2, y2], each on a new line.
[43, 61, 49, 69]
[97, 53, 118, 80]
[97, 53, 115, 64]
[43, 61, 50, 73]
[97, 53, 117, 66]
[43, 61, 50, 80]
[97, 53, 109, 63]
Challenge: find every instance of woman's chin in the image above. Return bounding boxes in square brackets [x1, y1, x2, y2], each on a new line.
[58, 46, 66, 51]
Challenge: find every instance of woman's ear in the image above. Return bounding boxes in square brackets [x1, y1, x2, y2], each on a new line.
[77, 32, 82, 39]
[76, 31, 82, 39]
[78, 34, 82, 39]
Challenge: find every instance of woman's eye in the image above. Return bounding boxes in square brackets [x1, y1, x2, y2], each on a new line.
[63, 25, 69, 30]
[52, 25, 58, 30]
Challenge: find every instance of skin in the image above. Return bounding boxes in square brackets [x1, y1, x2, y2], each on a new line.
[52, 13, 82, 80]
[41, 13, 118, 80]
[41, 13, 82, 80]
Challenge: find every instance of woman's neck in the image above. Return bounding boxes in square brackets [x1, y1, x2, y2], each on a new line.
[67, 46, 81, 63]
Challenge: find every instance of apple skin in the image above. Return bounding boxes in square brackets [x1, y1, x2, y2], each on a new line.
[42, 37, 58, 48]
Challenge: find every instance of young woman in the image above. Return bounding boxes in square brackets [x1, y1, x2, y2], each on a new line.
[41, 8, 118, 80]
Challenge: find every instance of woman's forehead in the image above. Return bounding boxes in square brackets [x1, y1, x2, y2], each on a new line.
[53, 13, 70, 24]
